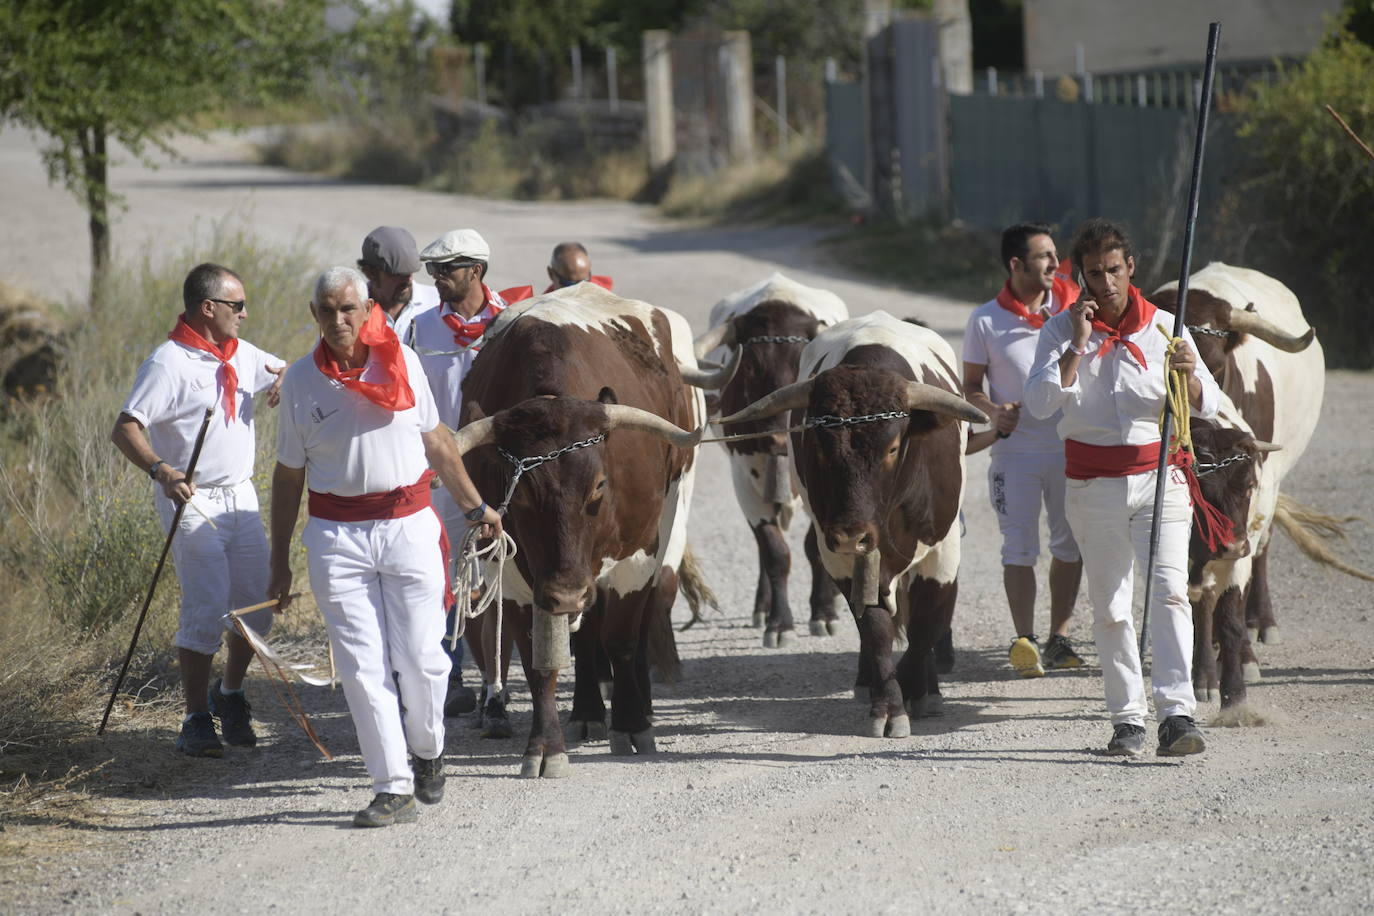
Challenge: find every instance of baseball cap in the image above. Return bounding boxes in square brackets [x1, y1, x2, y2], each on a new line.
[360, 226, 422, 275]
[420, 229, 491, 264]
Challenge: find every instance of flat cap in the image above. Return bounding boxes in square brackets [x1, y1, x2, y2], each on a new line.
[360, 226, 422, 274]
[420, 228, 490, 264]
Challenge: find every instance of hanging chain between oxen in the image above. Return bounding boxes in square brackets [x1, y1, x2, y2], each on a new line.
[448, 433, 607, 694]
[699, 410, 911, 445]
[741, 335, 809, 345]
[1194, 453, 1253, 477]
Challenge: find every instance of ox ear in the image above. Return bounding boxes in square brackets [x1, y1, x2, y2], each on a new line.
[903, 382, 989, 425]
[597, 386, 619, 406]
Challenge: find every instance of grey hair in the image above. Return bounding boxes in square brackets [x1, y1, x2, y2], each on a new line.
[312, 266, 369, 306]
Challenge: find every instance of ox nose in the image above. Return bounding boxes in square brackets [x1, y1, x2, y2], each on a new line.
[540, 584, 594, 616]
[825, 524, 879, 556]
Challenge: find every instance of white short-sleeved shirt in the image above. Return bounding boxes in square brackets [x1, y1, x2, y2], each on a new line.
[121, 337, 282, 487]
[1024, 304, 1221, 446]
[390, 282, 440, 348]
[963, 291, 1072, 454]
[276, 343, 440, 497]
[410, 300, 503, 429]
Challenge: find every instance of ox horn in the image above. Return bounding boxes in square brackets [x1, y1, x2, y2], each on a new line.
[719, 377, 816, 425]
[904, 382, 990, 425]
[452, 417, 496, 455]
[1226, 308, 1316, 353]
[692, 320, 737, 361]
[1253, 440, 1283, 453]
[678, 343, 742, 390]
[603, 404, 702, 449]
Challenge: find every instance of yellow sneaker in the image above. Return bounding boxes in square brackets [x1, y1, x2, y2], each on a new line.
[1009, 636, 1045, 678]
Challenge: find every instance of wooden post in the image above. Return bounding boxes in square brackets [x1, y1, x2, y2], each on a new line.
[570, 43, 583, 100]
[642, 30, 675, 171]
[475, 44, 486, 106]
[776, 55, 788, 155]
[607, 46, 618, 112]
[721, 31, 754, 165]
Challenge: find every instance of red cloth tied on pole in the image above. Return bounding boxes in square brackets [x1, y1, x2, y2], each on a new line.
[308, 470, 454, 608]
[994, 276, 1076, 328]
[169, 316, 239, 422]
[1089, 286, 1157, 370]
[313, 305, 415, 411]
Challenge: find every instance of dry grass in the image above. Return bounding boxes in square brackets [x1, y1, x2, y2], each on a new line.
[659, 145, 841, 223]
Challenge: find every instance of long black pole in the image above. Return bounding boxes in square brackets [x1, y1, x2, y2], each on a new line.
[98, 406, 215, 734]
[1140, 22, 1221, 657]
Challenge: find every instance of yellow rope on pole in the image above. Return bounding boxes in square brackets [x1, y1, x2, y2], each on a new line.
[1157, 325, 1192, 455]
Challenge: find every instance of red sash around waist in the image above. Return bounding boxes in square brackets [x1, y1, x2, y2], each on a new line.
[308, 470, 435, 521]
[1064, 439, 1183, 481]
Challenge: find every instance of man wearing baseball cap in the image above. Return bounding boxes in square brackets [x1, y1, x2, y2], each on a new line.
[358, 226, 440, 346]
[411, 229, 531, 735]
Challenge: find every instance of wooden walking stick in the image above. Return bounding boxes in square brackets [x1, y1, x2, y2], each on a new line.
[98, 406, 215, 734]
[1139, 23, 1221, 657]
[1323, 104, 1374, 164]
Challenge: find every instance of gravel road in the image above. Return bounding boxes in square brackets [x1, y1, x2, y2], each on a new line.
[2, 128, 1372, 915]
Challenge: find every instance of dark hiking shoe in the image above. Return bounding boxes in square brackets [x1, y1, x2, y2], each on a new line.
[1157, 715, 1206, 757]
[352, 792, 417, 828]
[1042, 634, 1085, 670]
[479, 689, 513, 739]
[443, 677, 478, 718]
[1009, 636, 1045, 678]
[1105, 723, 1147, 758]
[175, 712, 224, 758]
[208, 678, 257, 747]
[412, 754, 446, 805]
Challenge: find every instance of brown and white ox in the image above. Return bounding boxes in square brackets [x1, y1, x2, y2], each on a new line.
[452, 284, 734, 777]
[1154, 263, 1321, 707]
[692, 273, 849, 647]
[722, 312, 987, 738]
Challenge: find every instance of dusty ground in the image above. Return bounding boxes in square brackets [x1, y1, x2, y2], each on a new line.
[1, 127, 1372, 914]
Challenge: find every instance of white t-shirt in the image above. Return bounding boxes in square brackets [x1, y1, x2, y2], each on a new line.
[963, 292, 1071, 455]
[390, 282, 440, 348]
[410, 299, 503, 429]
[121, 337, 282, 488]
[1024, 306, 1220, 446]
[276, 343, 440, 497]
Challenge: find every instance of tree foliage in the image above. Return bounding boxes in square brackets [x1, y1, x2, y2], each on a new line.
[0, 0, 329, 300]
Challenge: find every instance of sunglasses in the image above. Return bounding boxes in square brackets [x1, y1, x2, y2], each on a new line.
[209, 298, 246, 313]
[426, 259, 478, 278]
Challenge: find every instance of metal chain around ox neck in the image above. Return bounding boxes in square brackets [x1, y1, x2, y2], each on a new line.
[742, 335, 809, 345]
[700, 409, 912, 445]
[1193, 452, 1253, 477]
[1187, 324, 1231, 339]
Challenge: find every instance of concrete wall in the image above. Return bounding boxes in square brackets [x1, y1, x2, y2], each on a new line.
[1024, 0, 1345, 74]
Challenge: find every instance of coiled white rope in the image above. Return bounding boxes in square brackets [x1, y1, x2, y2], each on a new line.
[448, 525, 518, 695]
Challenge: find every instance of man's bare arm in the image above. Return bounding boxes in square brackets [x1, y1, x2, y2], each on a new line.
[422, 425, 503, 538]
[111, 413, 194, 503]
[268, 462, 306, 610]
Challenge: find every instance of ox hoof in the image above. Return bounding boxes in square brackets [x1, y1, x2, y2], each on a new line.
[853, 687, 867, 702]
[1195, 683, 1214, 702]
[809, 619, 828, 637]
[1247, 626, 1259, 645]
[609, 729, 657, 756]
[541, 753, 571, 778]
[1242, 661, 1262, 683]
[565, 719, 608, 744]
[598, 680, 613, 703]
[609, 730, 633, 755]
[751, 611, 766, 628]
[864, 716, 888, 739]
[631, 729, 657, 754]
[826, 619, 839, 636]
[905, 694, 944, 718]
[1260, 626, 1281, 646]
[886, 714, 911, 739]
[777, 629, 797, 647]
[763, 630, 779, 648]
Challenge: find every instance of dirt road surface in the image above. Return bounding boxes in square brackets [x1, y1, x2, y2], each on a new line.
[3, 128, 1373, 914]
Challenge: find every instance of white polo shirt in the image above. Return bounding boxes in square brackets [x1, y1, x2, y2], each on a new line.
[963, 290, 1074, 455]
[276, 343, 439, 497]
[389, 282, 440, 348]
[409, 299, 503, 429]
[1024, 307, 1221, 446]
[122, 337, 282, 488]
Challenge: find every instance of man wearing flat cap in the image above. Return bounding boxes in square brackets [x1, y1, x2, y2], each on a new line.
[411, 229, 531, 735]
[358, 226, 440, 347]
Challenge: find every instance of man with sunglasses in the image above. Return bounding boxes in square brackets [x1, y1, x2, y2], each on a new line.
[411, 229, 532, 735]
[112, 263, 285, 758]
[542, 241, 613, 293]
[357, 226, 439, 347]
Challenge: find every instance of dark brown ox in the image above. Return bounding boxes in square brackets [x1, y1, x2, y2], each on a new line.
[722, 312, 986, 737]
[453, 287, 724, 776]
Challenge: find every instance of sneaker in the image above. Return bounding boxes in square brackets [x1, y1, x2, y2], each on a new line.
[352, 792, 418, 828]
[479, 688, 513, 739]
[443, 678, 478, 718]
[1042, 634, 1084, 670]
[412, 754, 446, 805]
[174, 712, 224, 758]
[1105, 723, 1147, 758]
[208, 678, 257, 747]
[1008, 636, 1045, 678]
[1157, 715, 1206, 757]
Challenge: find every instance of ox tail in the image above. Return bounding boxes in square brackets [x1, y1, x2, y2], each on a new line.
[647, 582, 682, 685]
[1273, 494, 1374, 582]
[677, 542, 722, 632]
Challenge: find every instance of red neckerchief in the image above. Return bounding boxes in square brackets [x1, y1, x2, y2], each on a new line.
[439, 284, 530, 349]
[994, 276, 1076, 328]
[169, 316, 239, 422]
[541, 275, 614, 295]
[313, 305, 415, 411]
[1090, 285, 1156, 369]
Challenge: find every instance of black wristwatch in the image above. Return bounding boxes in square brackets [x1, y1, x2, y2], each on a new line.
[148, 459, 166, 480]
[464, 501, 488, 522]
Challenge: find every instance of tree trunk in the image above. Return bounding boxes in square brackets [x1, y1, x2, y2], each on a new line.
[83, 123, 110, 308]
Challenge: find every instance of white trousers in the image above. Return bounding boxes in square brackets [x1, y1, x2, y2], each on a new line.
[1064, 468, 1196, 726]
[155, 480, 272, 656]
[988, 450, 1080, 566]
[303, 509, 450, 795]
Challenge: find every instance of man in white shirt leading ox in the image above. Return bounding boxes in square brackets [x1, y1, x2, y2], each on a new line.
[1025, 218, 1219, 758]
[357, 226, 440, 347]
[964, 222, 1085, 679]
[269, 266, 501, 828]
[112, 263, 285, 758]
[412, 228, 531, 737]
